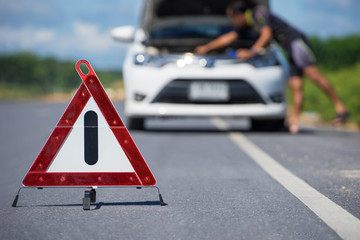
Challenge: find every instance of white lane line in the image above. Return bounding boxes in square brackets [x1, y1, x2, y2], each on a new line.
[210, 117, 229, 131]
[211, 117, 360, 240]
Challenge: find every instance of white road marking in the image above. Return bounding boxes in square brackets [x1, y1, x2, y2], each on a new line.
[211, 117, 360, 240]
[210, 117, 229, 131]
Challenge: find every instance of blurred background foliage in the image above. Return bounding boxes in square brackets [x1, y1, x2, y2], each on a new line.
[0, 34, 359, 125]
[303, 35, 360, 125]
[309, 35, 360, 69]
[0, 52, 123, 98]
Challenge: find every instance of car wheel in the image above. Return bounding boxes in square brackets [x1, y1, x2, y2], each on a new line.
[251, 118, 286, 132]
[127, 117, 145, 130]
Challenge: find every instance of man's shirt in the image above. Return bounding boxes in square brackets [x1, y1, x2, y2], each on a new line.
[244, 5, 305, 48]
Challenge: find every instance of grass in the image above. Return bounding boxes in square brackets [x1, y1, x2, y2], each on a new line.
[0, 83, 43, 100]
[0, 70, 124, 101]
[301, 62, 360, 125]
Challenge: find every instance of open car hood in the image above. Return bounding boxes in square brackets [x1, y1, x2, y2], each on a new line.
[141, 0, 269, 31]
[140, 0, 269, 53]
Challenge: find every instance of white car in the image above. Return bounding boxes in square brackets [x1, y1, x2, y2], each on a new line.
[111, 0, 289, 130]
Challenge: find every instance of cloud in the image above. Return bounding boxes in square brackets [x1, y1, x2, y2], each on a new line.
[323, 0, 352, 9]
[272, 0, 360, 38]
[304, 0, 353, 9]
[72, 22, 112, 51]
[303, 13, 354, 37]
[0, 26, 55, 50]
[0, 18, 128, 68]
[0, 0, 60, 27]
[56, 21, 128, 69]
[54, 21, 117, 53]
[0, 21, 118, 52]
[0, 0, 141, 69]
[0, 0, 52, 16]
[34, 29, 56, 43]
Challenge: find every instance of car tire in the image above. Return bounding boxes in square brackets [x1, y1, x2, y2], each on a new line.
[127, 117, 145, 130]
[251, 118, 286, 132]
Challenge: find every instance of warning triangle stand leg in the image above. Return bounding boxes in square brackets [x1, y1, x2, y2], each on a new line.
[12, 186, 166, 209]
[12, 187, 24, 207]
[137, 186, 166, 206]
[155, 186, 167, 206]
[83, 187, 97, 210]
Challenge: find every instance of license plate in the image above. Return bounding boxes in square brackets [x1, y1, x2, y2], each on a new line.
[189, 81, 229, 102]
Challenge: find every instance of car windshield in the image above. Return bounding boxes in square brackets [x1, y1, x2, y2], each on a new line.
[150, 25, 233, 39]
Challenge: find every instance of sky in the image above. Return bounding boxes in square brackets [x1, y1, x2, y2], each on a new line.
[0, 0, 359, 70]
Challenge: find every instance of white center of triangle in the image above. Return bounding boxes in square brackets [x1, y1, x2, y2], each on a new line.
[47, 97, 135, 173]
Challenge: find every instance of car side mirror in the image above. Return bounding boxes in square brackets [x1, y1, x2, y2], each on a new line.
[111, 25, 135, 42]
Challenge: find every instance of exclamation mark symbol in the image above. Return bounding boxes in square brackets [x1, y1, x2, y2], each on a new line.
[84, 111, 98, 165]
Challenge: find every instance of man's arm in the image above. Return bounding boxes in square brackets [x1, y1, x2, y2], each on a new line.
[195, 31, 238, 55]
[252, 25, 272, 52]
[237, 25, 272, 59]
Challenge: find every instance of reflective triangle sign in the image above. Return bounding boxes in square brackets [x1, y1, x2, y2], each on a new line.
[22, 60, 156, 187]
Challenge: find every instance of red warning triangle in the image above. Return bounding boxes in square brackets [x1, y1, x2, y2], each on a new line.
[22, 60, 156, 187]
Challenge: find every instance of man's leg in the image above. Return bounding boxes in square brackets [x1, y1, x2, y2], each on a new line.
[289, 76, 303, 134]
[304, 65, 348, 123]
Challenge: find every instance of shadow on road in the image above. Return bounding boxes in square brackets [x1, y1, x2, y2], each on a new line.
[15, 201, 165, 210]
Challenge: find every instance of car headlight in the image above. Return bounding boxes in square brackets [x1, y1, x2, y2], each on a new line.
[134, 53, 151, 65]
[133, 51, 279, 68]
[134, 53, 170, 67]
[134, 53, 214, 68]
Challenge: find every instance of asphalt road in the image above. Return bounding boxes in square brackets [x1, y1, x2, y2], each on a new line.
[1, 101, 359, 240]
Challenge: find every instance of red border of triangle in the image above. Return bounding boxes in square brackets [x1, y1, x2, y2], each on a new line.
[22, 60, 156, 187]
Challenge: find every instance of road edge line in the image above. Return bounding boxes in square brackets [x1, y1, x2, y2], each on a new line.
[211, 117, 360, 240]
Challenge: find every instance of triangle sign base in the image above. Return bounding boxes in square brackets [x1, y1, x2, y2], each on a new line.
[22, 60, 156, 187]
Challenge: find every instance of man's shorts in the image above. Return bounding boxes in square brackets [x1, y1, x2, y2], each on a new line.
[286, 38, 316, 77]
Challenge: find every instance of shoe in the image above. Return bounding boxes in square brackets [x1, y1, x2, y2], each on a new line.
[335, 111, 350, 124]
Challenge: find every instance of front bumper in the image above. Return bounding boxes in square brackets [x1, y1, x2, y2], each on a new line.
[126, 102, 286, 119]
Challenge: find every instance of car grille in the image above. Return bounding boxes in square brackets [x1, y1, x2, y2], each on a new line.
[152, 79, 265, 104]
